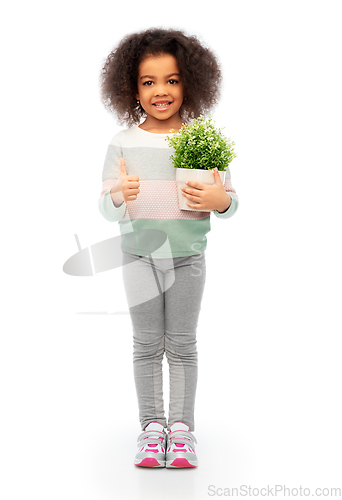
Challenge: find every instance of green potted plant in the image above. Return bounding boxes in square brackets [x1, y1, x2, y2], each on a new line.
[166, 115, 237, 211]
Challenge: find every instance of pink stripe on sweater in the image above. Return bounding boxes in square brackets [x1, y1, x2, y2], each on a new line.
[224, 178, 236, 194]
[123, 180, 209, 220]
[99, 177, 236, 220]
[100, 179, 117, 198]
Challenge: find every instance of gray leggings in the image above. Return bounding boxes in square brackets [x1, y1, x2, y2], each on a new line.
[122, 251, 206, 432]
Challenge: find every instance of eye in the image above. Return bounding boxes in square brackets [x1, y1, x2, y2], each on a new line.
[168, 79, 179, 84]
[142, 80, 153, 86]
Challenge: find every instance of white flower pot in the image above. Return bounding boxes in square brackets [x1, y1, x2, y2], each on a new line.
[176, 168, 226, 212]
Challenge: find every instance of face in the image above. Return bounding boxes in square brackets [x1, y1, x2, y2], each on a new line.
[136, 53, 184, 131]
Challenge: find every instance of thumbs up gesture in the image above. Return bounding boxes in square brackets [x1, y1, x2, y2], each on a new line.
[110, 158, 140, 206]
[180, 167, 231, 212]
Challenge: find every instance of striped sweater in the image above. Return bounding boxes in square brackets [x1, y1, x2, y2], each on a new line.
[99, 125, 239, 258]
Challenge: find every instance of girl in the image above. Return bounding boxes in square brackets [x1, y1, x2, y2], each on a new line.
[98, 28, 239, 468]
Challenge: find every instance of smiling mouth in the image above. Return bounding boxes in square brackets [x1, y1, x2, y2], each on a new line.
[153, 102, 172, 108]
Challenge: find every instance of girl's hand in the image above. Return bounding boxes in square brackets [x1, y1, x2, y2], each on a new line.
[110, 158, 140, 205]
[181, 167, 231, 212]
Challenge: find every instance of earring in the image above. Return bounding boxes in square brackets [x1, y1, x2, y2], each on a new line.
[136, 100, 140, 105]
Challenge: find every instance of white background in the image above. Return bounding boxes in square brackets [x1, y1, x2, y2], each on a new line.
[1, 1, 342, 499]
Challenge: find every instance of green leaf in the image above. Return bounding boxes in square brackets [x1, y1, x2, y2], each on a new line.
[165, 115, 237, 171]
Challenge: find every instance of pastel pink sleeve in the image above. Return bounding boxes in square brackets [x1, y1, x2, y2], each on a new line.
[99, 179, 117, 199]
[98, 179, 126, 222]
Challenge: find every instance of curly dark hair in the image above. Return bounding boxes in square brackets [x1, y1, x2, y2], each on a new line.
[99, 28, 222, 127]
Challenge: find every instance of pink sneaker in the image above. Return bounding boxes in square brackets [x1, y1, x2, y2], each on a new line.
[166, 422, 198, 468]
[134, 422, 167, 467]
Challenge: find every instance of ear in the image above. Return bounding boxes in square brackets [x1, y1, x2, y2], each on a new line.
[136, 93, 140, 101]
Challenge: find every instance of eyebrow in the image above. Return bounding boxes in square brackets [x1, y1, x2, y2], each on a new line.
[140, 73, 180, 80]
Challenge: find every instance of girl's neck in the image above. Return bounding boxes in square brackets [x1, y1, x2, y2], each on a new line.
[138, 116, 183, 134]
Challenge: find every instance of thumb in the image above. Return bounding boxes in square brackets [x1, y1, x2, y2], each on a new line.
[213, 167, 222, 184]
[119, 157, 127, 176]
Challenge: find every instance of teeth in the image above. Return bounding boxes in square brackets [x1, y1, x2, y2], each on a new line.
[154, 102, 170, 107]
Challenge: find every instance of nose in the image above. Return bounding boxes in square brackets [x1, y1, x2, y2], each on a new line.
[154, 83, 167, 96]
